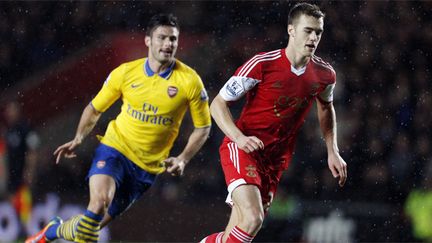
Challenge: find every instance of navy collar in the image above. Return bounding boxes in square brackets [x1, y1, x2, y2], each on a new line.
[144, 59, 176, 79]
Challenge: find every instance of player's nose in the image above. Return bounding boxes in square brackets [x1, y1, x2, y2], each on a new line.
[309, 31, 319, 41]
[163, 39, 174, 48]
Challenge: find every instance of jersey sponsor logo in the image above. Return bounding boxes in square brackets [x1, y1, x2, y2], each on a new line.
[200, 89, 209, 101]
[167, 86, 178, 98]
[96, 160, 106, 169]
[245, 164, 257, 178]
[273, 95, 309, 118]
[131, 83, 142, 88]
[127, 104, 173, 126]
[143, 102, 159, 114]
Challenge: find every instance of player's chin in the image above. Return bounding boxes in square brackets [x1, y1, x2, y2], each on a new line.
[158, 55, 174, 63]
[303, 50, 315, 57]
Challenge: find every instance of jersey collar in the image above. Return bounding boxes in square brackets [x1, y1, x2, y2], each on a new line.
[282, 48, 308, 76]
[144, 59, 176, 80]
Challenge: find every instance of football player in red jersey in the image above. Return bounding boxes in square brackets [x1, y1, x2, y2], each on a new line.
[201, 3, 347, 243]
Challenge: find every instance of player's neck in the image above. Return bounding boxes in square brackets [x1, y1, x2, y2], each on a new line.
[147, 57, 174, 74]
[285, 46, 310, 69]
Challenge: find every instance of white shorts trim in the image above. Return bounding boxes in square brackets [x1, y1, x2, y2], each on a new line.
[225, 178, 247, 206]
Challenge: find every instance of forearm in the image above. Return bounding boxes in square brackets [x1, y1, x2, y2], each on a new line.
[210, 95, 244, 142]
[317, 101, 338, 154]
[74, 103, 102, 142]
[178, 126, 210, 163]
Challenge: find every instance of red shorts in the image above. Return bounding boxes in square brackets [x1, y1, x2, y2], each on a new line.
[219, 140, 284, 207]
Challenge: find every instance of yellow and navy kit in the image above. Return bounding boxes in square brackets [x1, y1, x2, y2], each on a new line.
[91, 58, 211, 174]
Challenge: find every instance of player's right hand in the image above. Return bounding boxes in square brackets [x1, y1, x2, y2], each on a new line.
[53, 138, 82, 164]
[235, 135, 264, 153]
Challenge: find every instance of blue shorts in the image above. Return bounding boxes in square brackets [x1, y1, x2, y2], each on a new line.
[88, 144, 156, 218]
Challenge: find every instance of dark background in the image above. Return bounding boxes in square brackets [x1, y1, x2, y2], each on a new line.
[0, 1, 431, 242]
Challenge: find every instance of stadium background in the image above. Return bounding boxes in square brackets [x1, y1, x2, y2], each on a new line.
[0, 1, 431, 242]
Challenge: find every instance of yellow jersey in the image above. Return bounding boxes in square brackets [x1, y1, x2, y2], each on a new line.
[91, 58, 211, 174]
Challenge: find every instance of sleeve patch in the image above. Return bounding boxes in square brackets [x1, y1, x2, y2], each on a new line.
[200, 89, 209, 101]
[219, 76, 260, 101]
[319, 83, 335, 102]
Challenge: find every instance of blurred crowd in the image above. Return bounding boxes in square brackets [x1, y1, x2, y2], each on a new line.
[1, 1, 431, 241]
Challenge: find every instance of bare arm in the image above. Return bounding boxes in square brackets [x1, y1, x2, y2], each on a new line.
[179, 126, 211, 162]
[164, 126, 210, 176]
[53, 103, 102, 163]
[210, 94, 263, 153]
[316, 100, 347, 187]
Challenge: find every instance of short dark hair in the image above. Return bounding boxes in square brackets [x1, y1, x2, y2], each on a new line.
[287, 3, 325, 25]
[146, 13, 179, 36]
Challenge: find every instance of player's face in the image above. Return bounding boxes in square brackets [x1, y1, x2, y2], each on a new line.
[146, 25, 179, 64]
[288, 14, 324, 57]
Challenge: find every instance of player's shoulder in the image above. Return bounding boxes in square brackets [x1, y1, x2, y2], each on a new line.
[249, 49, 283, 61]
[121, 58, 145, 70]
[311, 55, 335, 74]
[174, 59, 197, 73]
[110, 58, 145, 75]
[174, 59, 201, 80]
[237, 49, 283, 76]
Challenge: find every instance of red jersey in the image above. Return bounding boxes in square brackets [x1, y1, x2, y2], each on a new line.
[219, 49, 336, 169]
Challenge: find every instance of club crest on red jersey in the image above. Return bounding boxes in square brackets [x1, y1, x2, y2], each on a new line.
[167, 86, 178, 98]
[245, 164, 257, 178]
[96, 160, 106, 169]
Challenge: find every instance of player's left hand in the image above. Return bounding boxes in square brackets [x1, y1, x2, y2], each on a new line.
[327, 152, 347, 187]
[164, 157, 187, 176]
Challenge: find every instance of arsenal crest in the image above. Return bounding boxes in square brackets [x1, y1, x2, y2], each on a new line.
[167, 86, 178, 98]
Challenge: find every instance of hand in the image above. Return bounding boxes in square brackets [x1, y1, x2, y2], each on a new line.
[164, 157, 187, 176]
[327, 152, 347, 187]
[234, 135, 264, 153]
[53, 137, 82, 164]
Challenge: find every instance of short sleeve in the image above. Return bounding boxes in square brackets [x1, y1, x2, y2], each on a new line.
[219, 54, 265, 101]
[187, 72, 211, 128]
[318, 69, 336, 103]
[219, 76, 260, 101]
[91, 64, 125, 112]
[318, 83, 335, 103]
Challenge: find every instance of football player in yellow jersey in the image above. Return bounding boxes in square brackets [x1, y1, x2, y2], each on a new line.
[26, 13, 211, 243]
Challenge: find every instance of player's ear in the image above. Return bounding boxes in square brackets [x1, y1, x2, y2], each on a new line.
[288, 24, 295, 37]
[145, 35, 151, 47]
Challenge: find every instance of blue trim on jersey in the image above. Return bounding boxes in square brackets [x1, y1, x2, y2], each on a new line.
[88, 144, 156, 218]
[144, 59, 176, 79]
